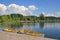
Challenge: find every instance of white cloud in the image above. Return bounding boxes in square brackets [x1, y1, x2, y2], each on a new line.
[0, 4, 7, 15]
[0, 4, 60, 17]
[42, 12, 55, 17]
[28, 5, 38, 11]
[46, 14, 55, 17]
[42, 12, 60, 17]
[56, 12, 60, 17]
[7, 4, 29, 15]
[0, 4, 37, 16]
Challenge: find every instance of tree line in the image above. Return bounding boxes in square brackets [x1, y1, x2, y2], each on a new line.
[0, 13, 60, 23]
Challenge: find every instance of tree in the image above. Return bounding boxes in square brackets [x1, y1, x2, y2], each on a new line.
[10, 13, 23, 20]
[39, 13, 44, 20]
[1, 15, 9, 22]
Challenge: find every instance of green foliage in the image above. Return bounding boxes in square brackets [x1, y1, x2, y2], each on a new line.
[0, 13, 60, 25]
[39, 13, 44, 20]
[1, 15, 9, 22]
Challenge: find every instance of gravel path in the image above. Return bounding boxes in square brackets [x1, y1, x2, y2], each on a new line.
[0, 31, 56, 40]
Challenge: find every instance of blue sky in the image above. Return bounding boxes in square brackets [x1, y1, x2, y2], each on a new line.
[0, 0, 60, 17]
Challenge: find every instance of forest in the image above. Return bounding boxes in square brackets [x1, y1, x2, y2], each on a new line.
[0, 13, 60, 24]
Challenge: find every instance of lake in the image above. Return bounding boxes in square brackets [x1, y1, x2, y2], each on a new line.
[0, 22, 60, 40]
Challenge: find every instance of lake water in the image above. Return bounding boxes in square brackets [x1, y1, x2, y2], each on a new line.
[0, 22, 60, 40]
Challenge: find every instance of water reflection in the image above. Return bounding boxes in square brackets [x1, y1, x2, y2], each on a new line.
[1, 22, 23, 30]
[27, 22, 36, 27]
[22, 22, 36, 31]
[1, 22, 60, 39]
[39, 22, 44, 29]
[10, 22, 23, 29]
[1, 22, 44, 31]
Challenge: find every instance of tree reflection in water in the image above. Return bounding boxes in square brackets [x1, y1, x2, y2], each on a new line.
[39, 22, 44, 29]
[2, 22, 23, 30]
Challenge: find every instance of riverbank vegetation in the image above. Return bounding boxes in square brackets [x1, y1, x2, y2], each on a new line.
[0, 13, 60, 23]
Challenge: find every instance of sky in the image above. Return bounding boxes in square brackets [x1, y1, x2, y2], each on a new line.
[0, 0, 60, 17]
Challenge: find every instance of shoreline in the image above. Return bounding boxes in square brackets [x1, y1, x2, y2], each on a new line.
[0, 31, 57, 40]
